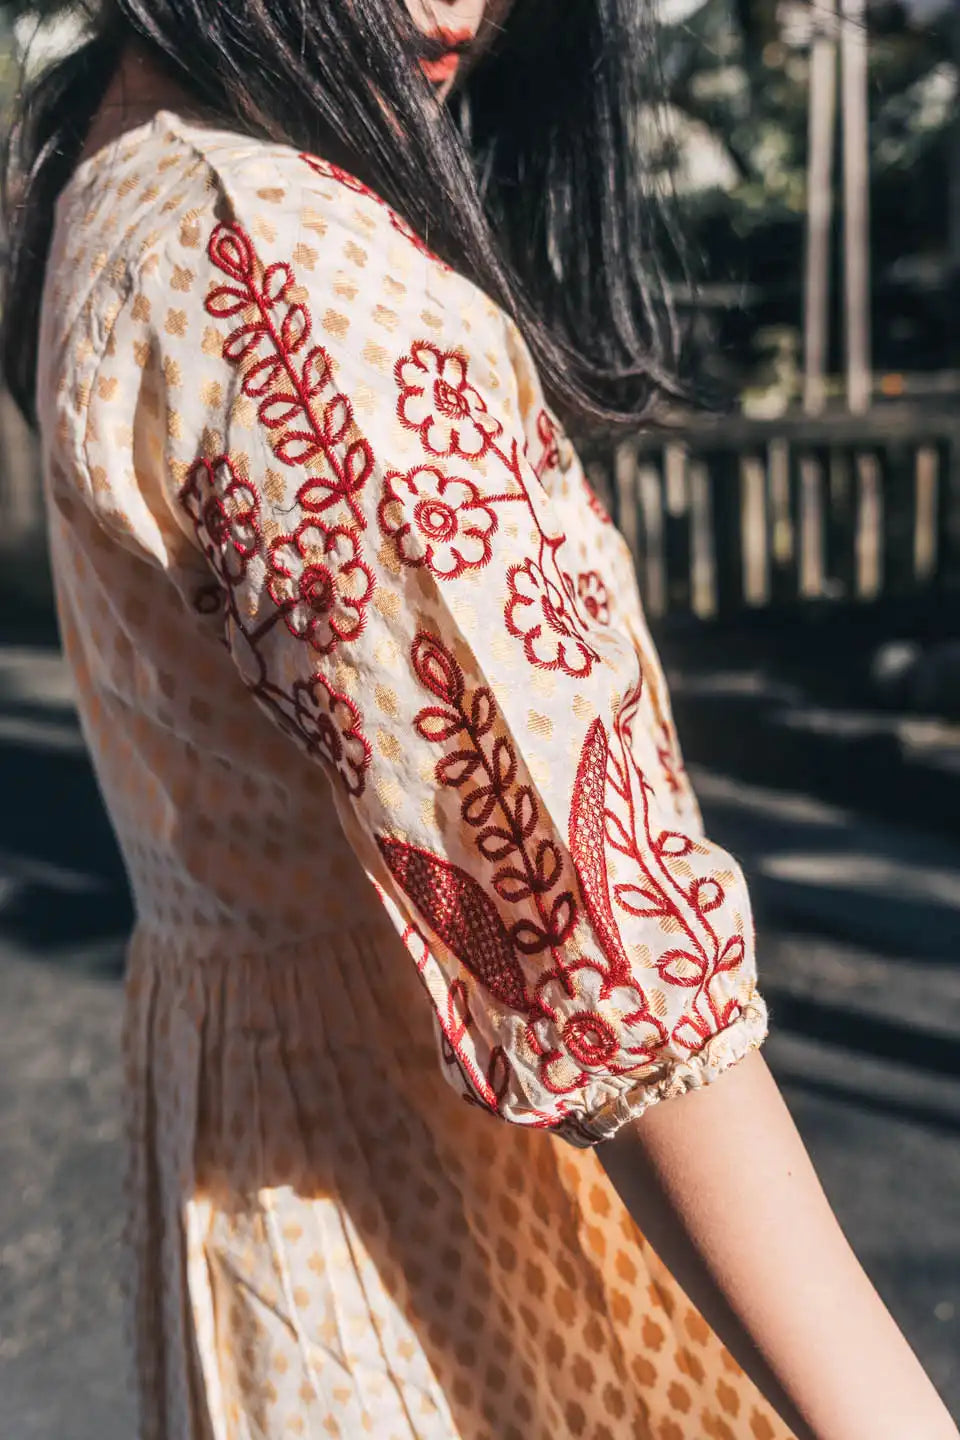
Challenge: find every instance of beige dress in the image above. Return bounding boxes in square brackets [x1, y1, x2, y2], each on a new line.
[38, 111, 787, 1440]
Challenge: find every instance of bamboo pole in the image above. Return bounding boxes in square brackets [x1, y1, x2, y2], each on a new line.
[840, 0, 872, 415]
[803, 0, 837, 416]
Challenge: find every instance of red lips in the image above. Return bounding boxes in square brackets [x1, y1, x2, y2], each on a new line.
[420, 26, 474, 84]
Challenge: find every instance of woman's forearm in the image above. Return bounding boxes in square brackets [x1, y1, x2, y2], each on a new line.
[598, 1050, 958, 1440]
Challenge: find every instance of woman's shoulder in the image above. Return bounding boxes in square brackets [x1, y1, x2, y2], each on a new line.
[54, 110, 499, 329]
[45, 107, 528, 446]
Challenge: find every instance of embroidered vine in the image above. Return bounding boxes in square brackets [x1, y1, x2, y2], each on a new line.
[570, 677, 747, 1054]
[178, 218, 384, 794]
[179, 456, 373, 795]
[377, 631, 672, 1099]
[387, 340, 603, 679]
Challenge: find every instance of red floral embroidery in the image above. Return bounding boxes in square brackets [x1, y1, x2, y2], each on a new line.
[206, 222, 373, 529]
[530, 961, 665, 1093]
[570, 686, 747, 1052]
[180, 454, 373, 797]
[378, 837, 529, 1010]
[532, 409, 561, 481]
[194, 221, 379, 789]
[179, 457, 260, 586]
[390, 344, 604, 677]
[378, 632, 679, 1102]
[505, 559, 599, 678]
[409, 631, 577, 961]
[267, 520, 373, 654]
[396, 342, 503, 459]
[398, 922, 516, 1118]
[299, 153, 447, 265]
[377, 465, 498, 578]
[299, 153, 373, 198]
[290, 673, 371, 795]
[577, 571, 611, 626]
[622, 626, 689, 803]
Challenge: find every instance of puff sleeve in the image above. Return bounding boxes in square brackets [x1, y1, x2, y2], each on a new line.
[128, 151, 768, 1146]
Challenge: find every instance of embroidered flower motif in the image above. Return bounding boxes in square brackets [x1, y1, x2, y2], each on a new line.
[180, 457, 261, 586]
[378, 465, 497, 578]
[396, 342, 502, 459]
[529, 961, 665, 1094]
[505, 558, 598, 677]
[290, 673, 371, 795]
[267, 521, 374, 654]
[577, 571, 611, 626]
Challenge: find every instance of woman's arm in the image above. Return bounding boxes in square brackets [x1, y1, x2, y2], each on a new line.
[598, 1049, 958, 1440]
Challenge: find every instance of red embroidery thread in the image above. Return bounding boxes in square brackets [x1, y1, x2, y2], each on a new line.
[377, 464, 498, 579]
[179, 455, 373, 795]
[392, 342, 603, 678]
[570, 678, 747, 1051]
[191, 219, 381, 790]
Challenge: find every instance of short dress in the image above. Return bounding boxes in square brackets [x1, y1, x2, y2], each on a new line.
[38, 111, 787, 1440]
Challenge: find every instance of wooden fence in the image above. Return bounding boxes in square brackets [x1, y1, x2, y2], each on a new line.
[583, 406, 960, 621]
[3, 395, 960, 624]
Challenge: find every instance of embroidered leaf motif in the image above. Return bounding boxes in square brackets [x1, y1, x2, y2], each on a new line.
[672, 1013, 711, 1050]
[569, 718, 631, 974]
[477, 826, 518, 861]
[690, 877, 724, 914]
[206, 284, 250, 319]
[323, 395, 352, 443]
[411, 632, 465, 705]
[462, 785, 497, 827]
[492, 867, 534, 904]
[716, 936, 746, 972]
[658, 951, 704, 986]
[377, 836, 530, 1012]
[435, 750, 481, 787]
[514, 786, 537, 839]
[510, 920, 552, 956]
[491, 737, 517, 789]
[547, 892, 576, 945]
[613, 883, 669, 919]
[415, 707, 463, 743]
[534, 839, 562, 892]
[470, 689, 494, 737]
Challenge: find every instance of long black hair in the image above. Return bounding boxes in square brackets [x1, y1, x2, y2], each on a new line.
[2, 0, 687, 432]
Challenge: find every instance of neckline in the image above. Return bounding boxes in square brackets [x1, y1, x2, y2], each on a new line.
[63, 108, 239, 200]
[67, 109, 168, 193]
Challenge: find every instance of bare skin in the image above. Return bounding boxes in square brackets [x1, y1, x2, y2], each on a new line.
[75, 22, 959, 1440]
[603, 1050, 958, 1439]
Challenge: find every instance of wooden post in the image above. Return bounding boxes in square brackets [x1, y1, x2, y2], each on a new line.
[913, 446, 938, 586]
[709, 448, 745, 617]
[742, 452, 770, 607]
[840, 0, 872, 415]
[797, 451, 827, 598]
[663, 443, 692, 615]
[804, 0, 837, 416]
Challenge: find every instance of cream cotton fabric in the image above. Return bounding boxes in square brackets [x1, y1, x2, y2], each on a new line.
[37, 112, 786, 1440]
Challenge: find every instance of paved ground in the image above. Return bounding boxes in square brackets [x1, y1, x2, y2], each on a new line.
[1, 622, 958, 1439]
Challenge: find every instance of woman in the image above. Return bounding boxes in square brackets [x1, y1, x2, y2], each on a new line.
[3, 3, 956, 1438]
